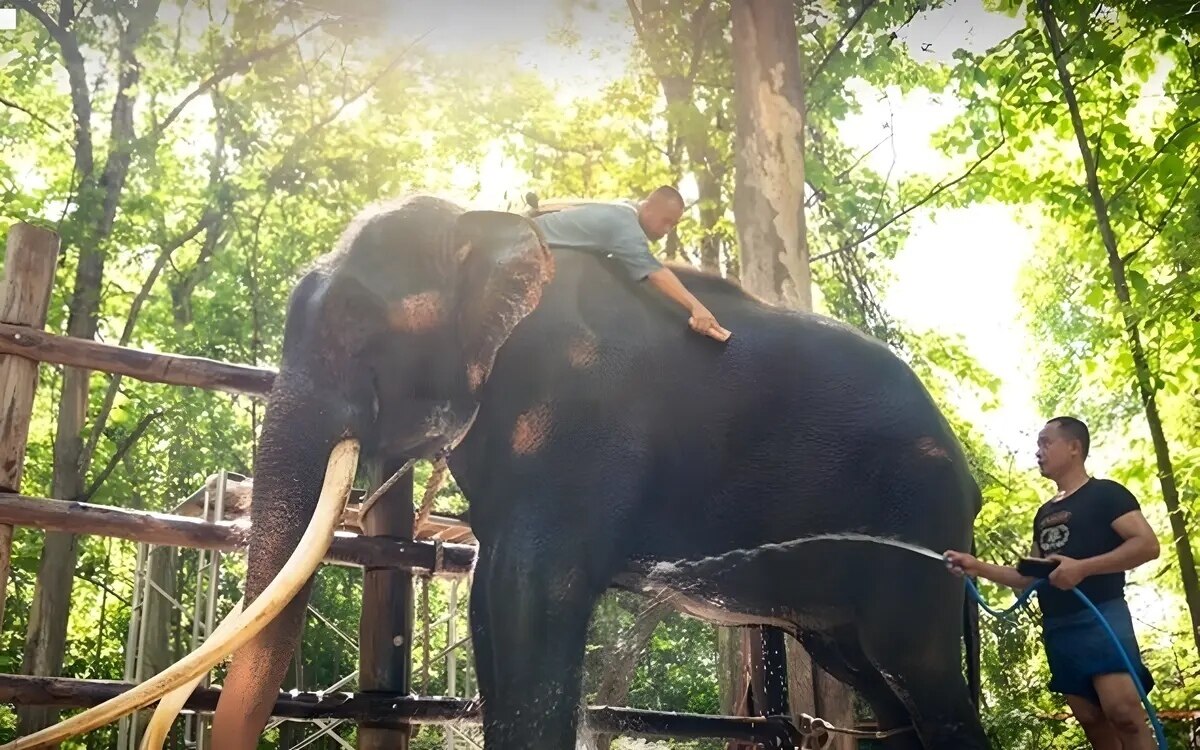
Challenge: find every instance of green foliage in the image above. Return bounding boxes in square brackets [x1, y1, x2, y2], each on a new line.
[931, 0, 1200, 735]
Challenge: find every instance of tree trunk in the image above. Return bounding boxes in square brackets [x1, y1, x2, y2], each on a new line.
[18, 380, 86, 740]
[629, 0, 727, 274]
[728, 1, 853, 745]
[1037, 0, 1200, 656]
[731, 0, 811, 310]
[660, 75, 727, 274]
[717, 628, 753, 750]
[18, 2, 161, 738]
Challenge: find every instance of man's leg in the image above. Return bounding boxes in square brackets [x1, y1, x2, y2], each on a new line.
[1093, 673, 1155, 750]
[1065, 694, 1120, 750]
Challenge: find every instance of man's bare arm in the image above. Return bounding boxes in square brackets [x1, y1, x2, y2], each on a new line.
[1078, 511, 1160, 576]
[944, 549, 1037, 592]
[646, 268, 732, 342]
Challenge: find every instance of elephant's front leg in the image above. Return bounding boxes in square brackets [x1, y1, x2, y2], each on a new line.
[472, 529, 603, 749]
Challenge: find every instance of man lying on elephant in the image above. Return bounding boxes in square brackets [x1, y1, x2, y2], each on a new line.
[528, 186, 732, 342]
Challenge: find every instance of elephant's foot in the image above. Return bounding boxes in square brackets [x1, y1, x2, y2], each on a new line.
[872, 661, 991, 750]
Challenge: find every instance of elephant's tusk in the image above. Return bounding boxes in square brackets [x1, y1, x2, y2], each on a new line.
[2, 439, 361, 750]
[137, 598, 245, 750]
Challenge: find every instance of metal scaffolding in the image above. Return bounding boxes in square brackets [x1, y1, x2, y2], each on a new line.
[116, 471, 240, 750]
[112, 469, 479, 750]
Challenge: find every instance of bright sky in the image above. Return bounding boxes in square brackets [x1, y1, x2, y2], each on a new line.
[385, 0, 1048, 468]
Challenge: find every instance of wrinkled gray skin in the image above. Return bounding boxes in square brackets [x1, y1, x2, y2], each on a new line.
[211, 195, 989, 750]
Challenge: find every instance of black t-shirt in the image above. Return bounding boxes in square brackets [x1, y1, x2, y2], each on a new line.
[1031, 478, 1141, 617]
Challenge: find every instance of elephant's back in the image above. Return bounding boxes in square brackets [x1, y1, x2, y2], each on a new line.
[513, 248, 964, 460]
[495, 250, 978, 537]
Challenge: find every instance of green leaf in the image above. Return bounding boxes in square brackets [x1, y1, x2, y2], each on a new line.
[1127, 270, 1149, 299]
[1161, 153, 1187, 181]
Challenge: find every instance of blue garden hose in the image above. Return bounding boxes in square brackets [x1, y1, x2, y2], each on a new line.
[960, 573, 1168, 749]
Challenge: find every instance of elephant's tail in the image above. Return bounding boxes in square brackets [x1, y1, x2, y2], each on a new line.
[963, 536, 982, 707]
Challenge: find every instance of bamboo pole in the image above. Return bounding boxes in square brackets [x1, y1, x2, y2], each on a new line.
[0, 494, 475, 574]
[0, 322, 276, 398]
[0, 674, 893, 743]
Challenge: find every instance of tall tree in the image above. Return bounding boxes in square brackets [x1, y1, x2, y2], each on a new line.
[727, 1, 855, 744]
[1034, 0, 1200, 656]
[731, 0, 811, 309]
[626, 0, 732, 273]
[4, 0, 462, 739]
[934, 0, 1200, 661]
[17, 0, 167, 735]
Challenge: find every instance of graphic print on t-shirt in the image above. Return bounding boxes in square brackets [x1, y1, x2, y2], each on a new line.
[1037, 509, 1072, 554]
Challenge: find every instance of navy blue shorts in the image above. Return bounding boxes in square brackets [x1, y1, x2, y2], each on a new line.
[1041, 597, 1154, 705]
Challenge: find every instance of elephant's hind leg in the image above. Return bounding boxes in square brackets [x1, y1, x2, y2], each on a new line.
[857, 593, 991, 749]
[796, 629, 923, 750]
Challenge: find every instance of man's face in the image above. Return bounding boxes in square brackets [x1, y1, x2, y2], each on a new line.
[638, 197, 684, 241]
[1036, 422, 1079, 479]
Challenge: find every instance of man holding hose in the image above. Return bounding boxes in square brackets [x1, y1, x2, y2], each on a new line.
[945, 416, 1160, 750]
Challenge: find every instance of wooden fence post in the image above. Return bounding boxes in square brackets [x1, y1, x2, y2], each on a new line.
[358, 463, 414, 749]
[0, 223, 61, 630]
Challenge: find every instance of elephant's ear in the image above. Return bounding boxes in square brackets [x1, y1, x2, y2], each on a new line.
[454, 210, 554, 396]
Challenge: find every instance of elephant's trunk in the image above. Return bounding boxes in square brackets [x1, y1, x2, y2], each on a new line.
[211, 381, 360, 749]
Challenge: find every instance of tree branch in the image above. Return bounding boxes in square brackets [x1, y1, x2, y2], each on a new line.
[92, 0, 163, 242]
[682, 0, 715, 84]
[1119, 161, 1200, 265]
[829, 134, 890, 184]
[57, 0, 75, 29]
[14, 0, 94, 177]
[148, 18, 332, 141]
[810, 136, 1005, 263]
[806, 0, 880, 86]
[74, 571, 131, 607]
[808, 1, 919, 117]
[78, 408, 165, 504]
[79, 211, 216, 475]
[489, 118, 598, 158]
[862, 98, 898, 239]
[1105, 117, 1200, 208]
[264, 33, 429, 188]
[625, 0, 646, 39]
[0, 95, 64, 132]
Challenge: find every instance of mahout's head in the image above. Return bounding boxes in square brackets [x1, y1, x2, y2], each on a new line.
[1036, 416, 1089, 480]
[636, 185, 685, 241]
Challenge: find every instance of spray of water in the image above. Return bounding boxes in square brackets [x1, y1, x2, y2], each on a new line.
[646, 532, 946, 582]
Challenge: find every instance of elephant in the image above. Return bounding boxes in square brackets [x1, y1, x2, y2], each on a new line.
[209, 194, 990, 750]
